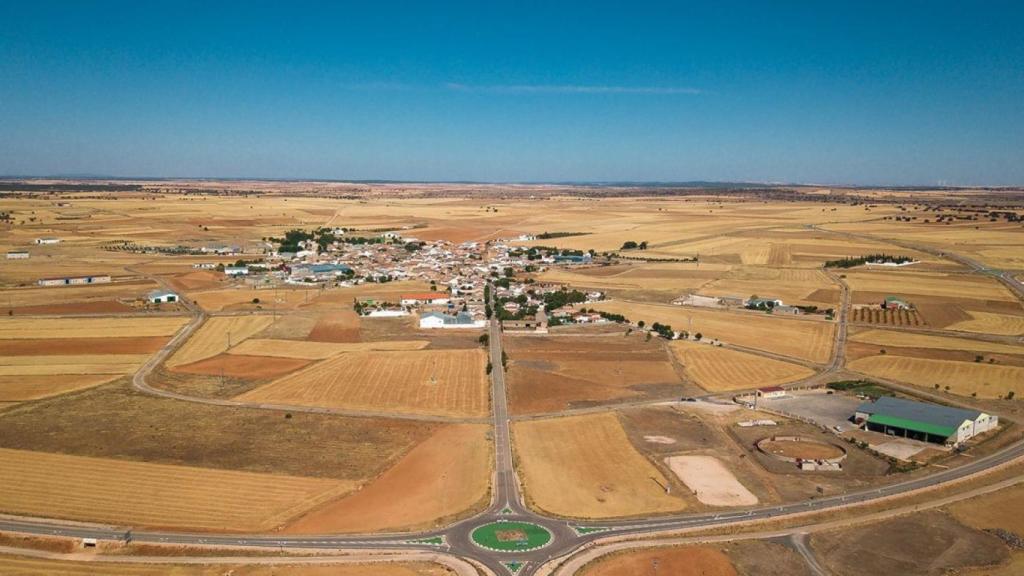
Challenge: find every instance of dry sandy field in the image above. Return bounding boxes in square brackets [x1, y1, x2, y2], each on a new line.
[0, 374, 120, 403]
[513, 413, 687, 518]
[236, 348, 489, 418]
[664, 455, 759, 506]
[505, 333, 690, 414]
[669, 340, 816, 391]
[591, 300, 835, 364]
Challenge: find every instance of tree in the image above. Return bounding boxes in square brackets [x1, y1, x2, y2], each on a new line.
[694, 332, 703, 341]
[639, 241, 648, 250]
[637, 320, 645, 328]
[479, 333, 489, 346]
[621, 241, 638, 250]
[1008, 391, 1016, 400]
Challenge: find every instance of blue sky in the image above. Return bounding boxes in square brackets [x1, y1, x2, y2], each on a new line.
[1, 1, 1022, 185]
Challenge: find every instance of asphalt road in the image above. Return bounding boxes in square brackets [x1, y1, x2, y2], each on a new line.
[2, 259, 1023, 575]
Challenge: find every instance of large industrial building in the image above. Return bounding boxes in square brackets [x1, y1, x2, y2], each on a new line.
[854, 396, 997, 446]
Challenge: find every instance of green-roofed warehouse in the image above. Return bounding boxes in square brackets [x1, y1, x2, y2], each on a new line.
[854, 396, 998, 446]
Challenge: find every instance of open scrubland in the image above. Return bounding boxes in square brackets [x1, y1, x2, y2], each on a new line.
[581, 540, 812, 576]
[513, 413, 687, 518]
[236, 348, 489, 417]
[669, 340, 816, 391]
[590, 300, 835, 363]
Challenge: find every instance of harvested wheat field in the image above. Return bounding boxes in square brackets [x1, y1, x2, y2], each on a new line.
[0, 317, 187, 339]
[189, 287, 319, 312]
[947, 310, 1024, 336]
[670, 341, 815, 391]
[665, 455, 758, 507]
[228, 338, 428, 359]
[285, 424, 491, 533]
[849, 329, 1024, 356]
[591, 301, 835, 364]
[582, 546, 738, 576]
[0, 448, 354, 531]
[513, 413, 686, 518]
[0, 556, 448, 576]
[0, 354, 150, 376]
[237, 349, 489, 418]
[848, 356, 1024, 398]
[166, 315, 274, 368]
[0, 374, 119, 402]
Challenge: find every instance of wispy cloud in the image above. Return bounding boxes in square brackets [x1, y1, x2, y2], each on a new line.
[444, 82, 702, 95]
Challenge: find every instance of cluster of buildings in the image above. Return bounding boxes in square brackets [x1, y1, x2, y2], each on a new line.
[673, 293, 805, 316]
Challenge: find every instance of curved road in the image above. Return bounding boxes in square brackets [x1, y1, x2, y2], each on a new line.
[2, 252, 1023, 575]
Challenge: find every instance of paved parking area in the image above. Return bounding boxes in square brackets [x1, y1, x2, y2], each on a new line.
[758, 391, 864, 431]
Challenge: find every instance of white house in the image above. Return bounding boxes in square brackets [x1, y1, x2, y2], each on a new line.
[6, 251, 29, 260]
[224, 266, 249, 276]
[35, 237, 61, 245]
[756, 386, 787, 399]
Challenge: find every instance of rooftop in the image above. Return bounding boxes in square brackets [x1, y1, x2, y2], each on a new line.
[856, 396, 983, 434]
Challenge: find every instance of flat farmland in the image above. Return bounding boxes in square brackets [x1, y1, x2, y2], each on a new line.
[0, 280, 159, 308]
[537, 262, 730, 302]
[0, 380, 437, 481]
[948, 483, 1024, 535]
[0, 374, 119, 402]
[236, 349, 489, 418]
[505, 334, 687, 414]
[166, 315, 274, 368]
[228, 338, 429, 359]
[842, 269, 1019, 303]
[189, 287, 317, 312]
[170, 354, 313, 380]
[948, 310, 1024, 336]
[669, 341, 816, 392]
[699, 267, 839, 307]
[307, 310, 361, 342]
[0, 317, 187, 339]
[591, 300, 835, 364]
[513, 413, 687, 518]
[582, 546, 739, 576]
[847, 355, 1024, 398]
[0, 556, 449, 576]
[849, 329, 1024, 356]
[285, 424, 491, 533]
[0, 336, 168, 355]
[0, 354, 149, 376]
[0, 447, 354, 531]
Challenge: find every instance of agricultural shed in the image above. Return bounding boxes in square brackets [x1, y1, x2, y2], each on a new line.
[854, 396, 997, 446]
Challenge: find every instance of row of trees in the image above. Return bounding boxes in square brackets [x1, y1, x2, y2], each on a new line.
[620, 240, 648, 250]
[824, 254, 914, 268]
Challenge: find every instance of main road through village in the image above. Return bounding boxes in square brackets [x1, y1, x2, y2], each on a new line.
[3, 235, 1024, 575]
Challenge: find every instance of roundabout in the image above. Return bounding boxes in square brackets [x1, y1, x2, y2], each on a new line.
[470, 521, 553, 553]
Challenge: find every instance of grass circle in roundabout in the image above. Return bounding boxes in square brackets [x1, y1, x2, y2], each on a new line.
[471, 521, 552, 552]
